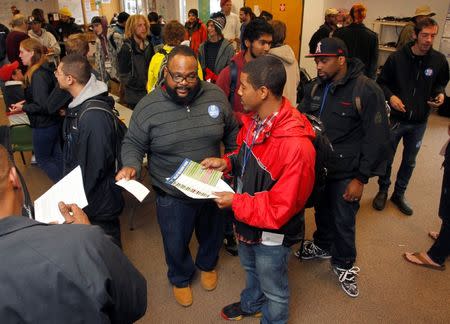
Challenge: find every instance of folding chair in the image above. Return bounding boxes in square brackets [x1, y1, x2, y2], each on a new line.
[9, 124, 33, 165]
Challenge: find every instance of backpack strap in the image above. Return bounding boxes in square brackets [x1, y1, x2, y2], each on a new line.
[228, 60, 237, 104]
[78, 99, 121, 172]
[156, 48, 169, 87]
[310, 82, 319, 98]
[352, 74, 369, 115]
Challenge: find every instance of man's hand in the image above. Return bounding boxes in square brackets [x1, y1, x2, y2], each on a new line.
[116, 166, 137, 181]
[427, 93, 445, 109]
[389, 95, 406, 113]
[213, 192, 234, 209]
[342, 179, 364, 202]
[58, 202, 90, 225]
[200, 157, 228, 171]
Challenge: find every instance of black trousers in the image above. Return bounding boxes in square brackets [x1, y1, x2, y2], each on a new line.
[313, 178, 360, 269]
[91, 218, 122, 249]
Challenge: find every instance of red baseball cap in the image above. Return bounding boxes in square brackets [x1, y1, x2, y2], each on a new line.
[0, 61, 20, 81]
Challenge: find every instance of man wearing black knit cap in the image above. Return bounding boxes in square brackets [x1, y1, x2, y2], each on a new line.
[198, 12, 235, 83]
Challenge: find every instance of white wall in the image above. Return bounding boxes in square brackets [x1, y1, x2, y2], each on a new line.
[299, 0, 325, 77]
[300, 0, 450, 77]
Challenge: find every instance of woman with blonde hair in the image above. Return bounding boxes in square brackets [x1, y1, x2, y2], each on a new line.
[10, 38, 62, 182]
[118, 14, 154, 108]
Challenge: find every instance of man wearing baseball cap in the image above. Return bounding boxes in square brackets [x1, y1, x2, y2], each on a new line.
[396, 5, 435, 50]
[297, 37, 389, 298]
[309, 8, 339, 55]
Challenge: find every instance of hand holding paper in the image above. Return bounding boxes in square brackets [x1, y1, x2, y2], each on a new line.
[116, 179, 150, 202]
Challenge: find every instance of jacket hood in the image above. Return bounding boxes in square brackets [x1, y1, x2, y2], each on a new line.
[40, 61, 56, 74]
[318, 57, 365, 90]
[69, 74, 109, 108]
[231, 50, 246, 65]
[241, 98, 316, 141]
[269, 45, 296, 65]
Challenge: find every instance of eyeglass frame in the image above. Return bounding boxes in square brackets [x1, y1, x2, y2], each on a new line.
[165, 68, 198, 83]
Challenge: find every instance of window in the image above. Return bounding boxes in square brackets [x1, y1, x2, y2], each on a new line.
[210, 0, 221, 13]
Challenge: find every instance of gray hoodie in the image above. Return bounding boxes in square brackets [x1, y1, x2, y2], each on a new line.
[269, 44, 300, 106]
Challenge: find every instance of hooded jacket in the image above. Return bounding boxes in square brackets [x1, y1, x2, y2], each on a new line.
[22, 62, 61, 128]
[224, 99, 316, 246]
[63, 75, 124, 221]
[269, 45, 300, 105]
[299, 58, 390, 183]
[28, 28, 61, 56]
[377, 42, 449, 123]
[198, 38, 235, 75]
[309, 22, 334, 54]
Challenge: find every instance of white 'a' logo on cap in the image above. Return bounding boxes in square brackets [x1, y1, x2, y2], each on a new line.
[316, 42, 322, 54]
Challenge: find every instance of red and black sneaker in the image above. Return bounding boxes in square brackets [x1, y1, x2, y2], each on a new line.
[220, 302, 262, 321]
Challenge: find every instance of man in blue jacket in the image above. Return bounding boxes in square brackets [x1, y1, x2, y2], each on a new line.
[373, 18, 449, 215]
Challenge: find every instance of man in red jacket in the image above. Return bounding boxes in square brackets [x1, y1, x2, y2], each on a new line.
[202, 55, 316, 323]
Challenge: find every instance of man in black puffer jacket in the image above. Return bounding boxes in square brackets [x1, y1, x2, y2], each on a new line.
[56, 54, 124, 247]
[372, 18, 449, 216]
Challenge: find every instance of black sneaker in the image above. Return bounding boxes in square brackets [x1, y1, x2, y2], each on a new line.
[332, 265, 360, 298]
[296, 240, 331, 260]
[224, 234, 238, 256]
[220, 302, 262, 321]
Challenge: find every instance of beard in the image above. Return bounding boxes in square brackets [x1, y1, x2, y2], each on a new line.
[165, 81, 201, 105]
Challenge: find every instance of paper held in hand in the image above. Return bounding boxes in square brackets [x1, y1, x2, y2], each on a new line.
[166, 159, 234, 199]
[34, 166, 88, 224]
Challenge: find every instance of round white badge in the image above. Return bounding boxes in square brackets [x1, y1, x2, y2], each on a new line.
[208, 105, 220, 118]
[424, 68, 433, 77]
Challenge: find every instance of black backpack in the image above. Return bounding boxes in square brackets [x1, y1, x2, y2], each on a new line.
[303, 113, 334, 208]
[76, 99, 127, 172]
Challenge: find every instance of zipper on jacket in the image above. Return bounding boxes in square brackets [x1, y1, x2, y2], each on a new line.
[412, 59, 422, 97]
[185, 105, 191, 118]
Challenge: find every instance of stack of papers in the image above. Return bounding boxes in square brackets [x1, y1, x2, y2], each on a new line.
[166, 159, 234, 199]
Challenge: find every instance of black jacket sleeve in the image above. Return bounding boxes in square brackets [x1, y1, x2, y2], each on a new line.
[432, 57, 449, 96]
[22, 70, 55, 114]
[117, 41, 132, 84]
[357, 80, 390, 183]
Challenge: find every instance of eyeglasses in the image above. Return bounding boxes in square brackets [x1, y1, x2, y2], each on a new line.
[166, 69, 198, 83]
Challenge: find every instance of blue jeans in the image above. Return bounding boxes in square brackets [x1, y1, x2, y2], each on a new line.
[238, 242, 290, 324]
[155, 193, 223, 287]
[313, 178, 360, 268]
[32, 124, 63, 182]
[378, 121, 427, 195]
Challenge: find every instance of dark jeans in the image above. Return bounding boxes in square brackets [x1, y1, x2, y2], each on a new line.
[378, 121, 427, 195]
[238, 242, 290, 324]
[222, 209, 234, 237]
[32, 124, 63, 183]
[155, 193, 223, 287]
[428, 219, 450, 265]
[313, 178, 360, 269]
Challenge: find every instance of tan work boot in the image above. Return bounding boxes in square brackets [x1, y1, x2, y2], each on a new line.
[173, 286, 193, 307]
[201, 270, 218, 291]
